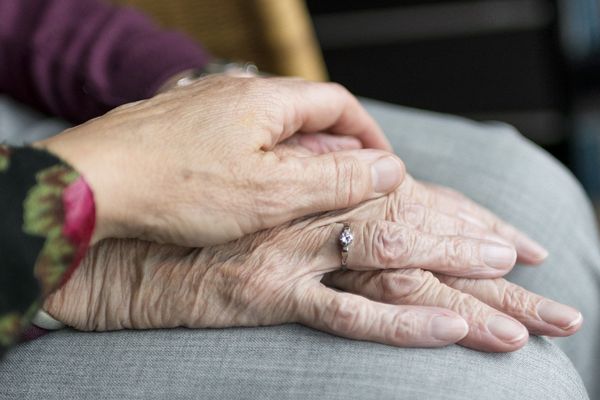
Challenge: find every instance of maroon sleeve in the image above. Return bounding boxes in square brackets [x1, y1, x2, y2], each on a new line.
[0, 0, 210, 123]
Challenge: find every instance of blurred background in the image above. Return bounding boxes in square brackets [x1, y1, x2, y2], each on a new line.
[116, 0, 600, 218]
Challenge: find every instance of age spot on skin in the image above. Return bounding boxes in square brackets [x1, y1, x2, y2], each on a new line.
[181, 169, 193, 182]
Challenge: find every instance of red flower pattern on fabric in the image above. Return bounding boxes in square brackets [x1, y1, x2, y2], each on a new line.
[1, 147, 96, 354]
[61, 177, 96, 285]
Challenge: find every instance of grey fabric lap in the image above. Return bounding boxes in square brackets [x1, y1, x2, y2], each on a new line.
[0, 326, 587, 400]
[0, 96, 595, 399]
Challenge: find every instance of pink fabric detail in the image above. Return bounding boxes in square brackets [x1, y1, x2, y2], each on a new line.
[60, 176, 96, 286]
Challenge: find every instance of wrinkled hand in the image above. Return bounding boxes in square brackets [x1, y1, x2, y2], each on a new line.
[324, 269, 581, 352]
[44, 145, 580, 352]
[276, 136, 549, 265]
[37, 75, 403, 247]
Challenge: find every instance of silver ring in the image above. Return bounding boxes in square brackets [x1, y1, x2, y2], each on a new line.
[339, 222, 354, 269]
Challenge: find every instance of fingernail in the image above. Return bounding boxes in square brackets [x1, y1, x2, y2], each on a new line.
[487, 315, 528, 343]
[515, 233, 548, 262]
[481, 243, 517, 269]
[431, 315, 469, 342]
[370, 156, 404, 193]
[537, 300, 583, 330]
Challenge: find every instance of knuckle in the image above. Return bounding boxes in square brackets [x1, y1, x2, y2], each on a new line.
[332, 154, 368, 207]
[445, 290, 483, 320]
[499, 284, 533, 316]
[445, 238, 475, 269]
[391, 310, 424, 341]
[379, 269, 433, 303]
[325, 294, 361, 333]
[369, 221, 396, 266]
[369, 222, 417, 267]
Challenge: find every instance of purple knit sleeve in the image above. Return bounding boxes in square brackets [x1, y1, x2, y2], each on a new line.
[0, 0, 211, 123]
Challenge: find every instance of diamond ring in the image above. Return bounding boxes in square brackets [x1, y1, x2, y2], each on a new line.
[339, 222, 353, 269]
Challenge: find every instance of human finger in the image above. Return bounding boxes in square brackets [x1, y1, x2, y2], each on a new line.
[324, 269, 529, 352]
[295, 283, 468, 347]
[257, 150, 405, 229]
[314, 221, 516, 278]
[265, 78, 392, 151]
[394, 202, 510, 244]
[438, 274, 583, 337]
[416, 181, 548, 264]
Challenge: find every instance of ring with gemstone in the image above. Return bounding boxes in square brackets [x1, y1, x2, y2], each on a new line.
[339, 222, 353, 269]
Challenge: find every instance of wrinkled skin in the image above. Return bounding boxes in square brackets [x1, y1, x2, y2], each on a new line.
[37, 75, 406, 247]
[45, 144, 581, 353]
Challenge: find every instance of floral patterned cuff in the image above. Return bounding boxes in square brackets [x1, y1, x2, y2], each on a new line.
[0, 145, 95, 357]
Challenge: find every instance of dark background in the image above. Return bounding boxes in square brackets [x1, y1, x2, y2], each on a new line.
[306, 0, 600, 211]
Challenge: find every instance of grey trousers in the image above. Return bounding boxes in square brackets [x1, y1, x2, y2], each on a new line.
[0, 96, 598, 400]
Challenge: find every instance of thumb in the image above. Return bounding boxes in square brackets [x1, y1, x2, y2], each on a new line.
[271, 149, 405, 219]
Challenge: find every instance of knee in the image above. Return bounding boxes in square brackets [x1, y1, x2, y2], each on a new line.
[470, 337, 587, 400]
[478, 122, 582, 199]
[396, 337, 587, 400]
[460, 122, 595, 232]
[331, 335, 587, 399]
[487, 123, 583, 196]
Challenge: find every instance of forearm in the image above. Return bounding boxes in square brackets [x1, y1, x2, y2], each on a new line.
[0, 0, 210, 123]
[0, 145, 95, 359]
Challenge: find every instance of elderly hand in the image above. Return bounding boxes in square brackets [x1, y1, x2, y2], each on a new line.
[277, 135, 549, 265]
[324, 269, 581, 352]
[44, 155, 579, 352]
[37, 75, 403, 247]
